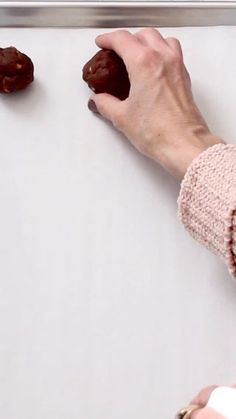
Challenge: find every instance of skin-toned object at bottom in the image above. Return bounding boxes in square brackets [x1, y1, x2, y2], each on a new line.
[206, 387, 236, 418]
[176, 404, 200, 418]
[177, 386, 236, 419]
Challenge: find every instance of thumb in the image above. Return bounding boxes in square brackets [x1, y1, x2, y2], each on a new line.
[88, 93, 122, 125]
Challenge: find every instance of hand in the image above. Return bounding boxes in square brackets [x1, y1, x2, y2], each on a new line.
[88, 29, 223, 179]
[190, 385, 236, 418]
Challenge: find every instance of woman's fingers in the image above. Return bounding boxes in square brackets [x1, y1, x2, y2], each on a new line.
[95, 30, 144, 73]
[166, 37, 183, 58]
[135, 28, 168, 50]
[135, 30, 183, 60]
[88, 93, 125, 128]
[95, 29, 176, 75]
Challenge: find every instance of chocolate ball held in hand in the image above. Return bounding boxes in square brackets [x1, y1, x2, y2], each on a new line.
[0, 47, 34, 93]
[82, 49, 130, 100]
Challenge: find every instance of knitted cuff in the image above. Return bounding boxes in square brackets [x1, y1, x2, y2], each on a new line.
[178, 143, 236, 278]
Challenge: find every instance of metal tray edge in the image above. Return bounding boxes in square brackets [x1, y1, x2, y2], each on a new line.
[1, 1, 236, 27]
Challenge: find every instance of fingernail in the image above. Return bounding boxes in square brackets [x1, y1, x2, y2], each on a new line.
[88, 99, 98, 114]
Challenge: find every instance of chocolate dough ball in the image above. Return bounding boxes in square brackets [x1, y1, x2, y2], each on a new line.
[0, 47, 34, 93]
[82, 49, 130, 100]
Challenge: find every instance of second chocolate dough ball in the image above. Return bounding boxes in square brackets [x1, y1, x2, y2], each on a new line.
[0, 47, 34, 94]
[82, 49, 130, 100]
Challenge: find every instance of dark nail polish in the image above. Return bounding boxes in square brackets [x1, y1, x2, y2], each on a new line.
[88, 99, 98, 114]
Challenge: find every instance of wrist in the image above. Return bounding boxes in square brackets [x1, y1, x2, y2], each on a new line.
[154, 129, 224, 180]
[177, 133, 224, 180]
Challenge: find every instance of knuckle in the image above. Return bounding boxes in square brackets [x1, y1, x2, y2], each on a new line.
[168, 36, 180, 45]
[138, 27, 158, 36]
[167, 37, 181, 48]
[167, 37, 183, 55]
[174, 39, 182, 49]
[114, 29, 130, 38]
[185, 69, 192, 86]
[168, 51, 182, 66]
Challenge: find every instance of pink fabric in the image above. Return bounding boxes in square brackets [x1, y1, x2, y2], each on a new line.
[178, 143, 236, 278]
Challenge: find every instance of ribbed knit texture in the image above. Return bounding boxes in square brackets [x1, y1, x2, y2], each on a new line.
[178, 143, 236, 277]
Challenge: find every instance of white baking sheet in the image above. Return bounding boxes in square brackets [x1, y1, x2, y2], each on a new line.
[3, 0, 232, 2]
[0, 27, 236, 419]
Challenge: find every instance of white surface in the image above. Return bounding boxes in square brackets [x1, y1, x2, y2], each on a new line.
[0, 27, 236, 419]
[207, 387, 236, 417]
[1, 0, 232, 2]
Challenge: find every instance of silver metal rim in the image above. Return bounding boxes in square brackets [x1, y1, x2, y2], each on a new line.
[1, 1, 236, 27]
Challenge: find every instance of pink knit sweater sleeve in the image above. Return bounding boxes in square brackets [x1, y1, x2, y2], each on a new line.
[178, 143, 236, 277]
